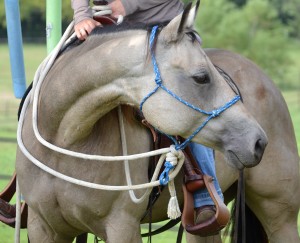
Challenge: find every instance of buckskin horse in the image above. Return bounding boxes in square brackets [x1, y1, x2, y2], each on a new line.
[6, 2, 298, 243]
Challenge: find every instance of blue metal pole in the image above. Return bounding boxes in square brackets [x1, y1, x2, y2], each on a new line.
[5, 0, 27, 99]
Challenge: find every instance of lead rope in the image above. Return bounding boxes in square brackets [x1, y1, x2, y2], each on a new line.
[92, 4, 124, 24]
[118, 106, 182, 218]
[117, 106, 152, 204]
[18, 93, 184, 189]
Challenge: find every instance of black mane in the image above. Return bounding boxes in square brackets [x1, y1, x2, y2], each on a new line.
[91, 22, 148, 36]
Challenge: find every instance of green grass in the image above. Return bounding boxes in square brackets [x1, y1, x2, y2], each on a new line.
[0, 43, 299, 242]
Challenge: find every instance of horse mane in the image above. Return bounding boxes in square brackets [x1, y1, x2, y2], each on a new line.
[60, 22, 160, 56]
[91, 22, 148, 36]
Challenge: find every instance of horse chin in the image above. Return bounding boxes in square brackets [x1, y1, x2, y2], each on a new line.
[225, 150, 247, 170]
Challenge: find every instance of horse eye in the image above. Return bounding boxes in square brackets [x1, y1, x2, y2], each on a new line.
[192, 74, 210, 84]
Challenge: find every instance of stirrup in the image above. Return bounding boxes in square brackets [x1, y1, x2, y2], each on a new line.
[181, 175, 230, 236]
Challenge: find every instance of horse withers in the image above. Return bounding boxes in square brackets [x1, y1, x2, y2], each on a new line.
[15, 3, 270, 243]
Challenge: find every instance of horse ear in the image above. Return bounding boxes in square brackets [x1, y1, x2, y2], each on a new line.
[160, 1, 200, 43]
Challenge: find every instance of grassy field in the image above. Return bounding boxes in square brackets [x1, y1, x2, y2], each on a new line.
[0, 43, 299, 242]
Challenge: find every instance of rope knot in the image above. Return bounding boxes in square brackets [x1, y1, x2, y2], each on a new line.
[159, 162, 174, 186]
[159, 145, 183, 186]
[165, 145, 183, 166]
[211, 109, 220, 118]
[155, 78, 162, 85]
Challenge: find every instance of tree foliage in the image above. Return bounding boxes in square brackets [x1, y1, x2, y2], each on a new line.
[196, 0, 291, 84]
[270, 0, 300, 38]
[229, 0, 300, 38]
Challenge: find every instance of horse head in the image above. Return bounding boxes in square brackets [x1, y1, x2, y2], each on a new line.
[134, 2, 268, 169]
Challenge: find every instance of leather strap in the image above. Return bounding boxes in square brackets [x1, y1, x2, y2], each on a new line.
[76, 233, 88, 243]
[234, 170, 246, 243]
[141, 218, 181, 237]
[93, 15, 119, 25]
[176, 223, 184, 243]
[0, 198, 15, 218]
[0, 199, 28, 229]
[182, 146, 205, 193]
[0, 172, 16, 202]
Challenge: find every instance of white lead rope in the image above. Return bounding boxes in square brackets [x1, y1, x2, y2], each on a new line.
[18, 93, 184, 191]
[118, 106, 153, 204]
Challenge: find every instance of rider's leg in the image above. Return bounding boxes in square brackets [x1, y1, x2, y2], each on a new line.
[189, 142, 223, 222]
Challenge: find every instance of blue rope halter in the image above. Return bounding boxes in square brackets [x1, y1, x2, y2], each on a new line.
[140, 25, 241, 151]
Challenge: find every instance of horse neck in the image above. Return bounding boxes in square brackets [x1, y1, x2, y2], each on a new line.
[38, 30, 151, 146]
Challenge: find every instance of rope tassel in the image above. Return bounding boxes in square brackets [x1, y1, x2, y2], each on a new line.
[159, 146, 183, 219]
[167, 180, 181, 219]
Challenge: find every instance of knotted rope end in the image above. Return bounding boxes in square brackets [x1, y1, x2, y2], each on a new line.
[160, 145, 184, 219]
[167, 174, 181, 219]
[167, 195, 181, 219]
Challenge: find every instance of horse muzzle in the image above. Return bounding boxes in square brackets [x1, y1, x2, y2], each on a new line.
[225, 129, 268, 170]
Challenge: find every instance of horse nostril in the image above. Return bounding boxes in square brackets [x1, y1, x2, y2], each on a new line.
[254, 138, 267, 162]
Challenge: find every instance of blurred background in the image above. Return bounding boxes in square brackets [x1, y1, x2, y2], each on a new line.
[0, 0, 299, 242]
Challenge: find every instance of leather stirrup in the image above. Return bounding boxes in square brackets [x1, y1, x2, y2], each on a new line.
[181, 174, 230, 236]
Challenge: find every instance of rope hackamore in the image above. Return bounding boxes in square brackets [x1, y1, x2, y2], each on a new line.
[140, 25, 241, 151]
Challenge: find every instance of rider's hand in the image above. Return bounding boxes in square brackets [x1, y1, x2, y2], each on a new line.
[109, 0, 126, 19]
[74, 18, 102, 40]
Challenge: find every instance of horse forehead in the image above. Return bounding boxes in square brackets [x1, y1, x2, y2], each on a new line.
[172, 38, 206, 57]
[171, 44, 209, 66]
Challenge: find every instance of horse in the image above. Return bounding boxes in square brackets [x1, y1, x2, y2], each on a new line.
[186, 48, 300, 243]
[140, 48, 300, 243]
[14, 2, 296, 242]
[206, 50, 300, 242]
